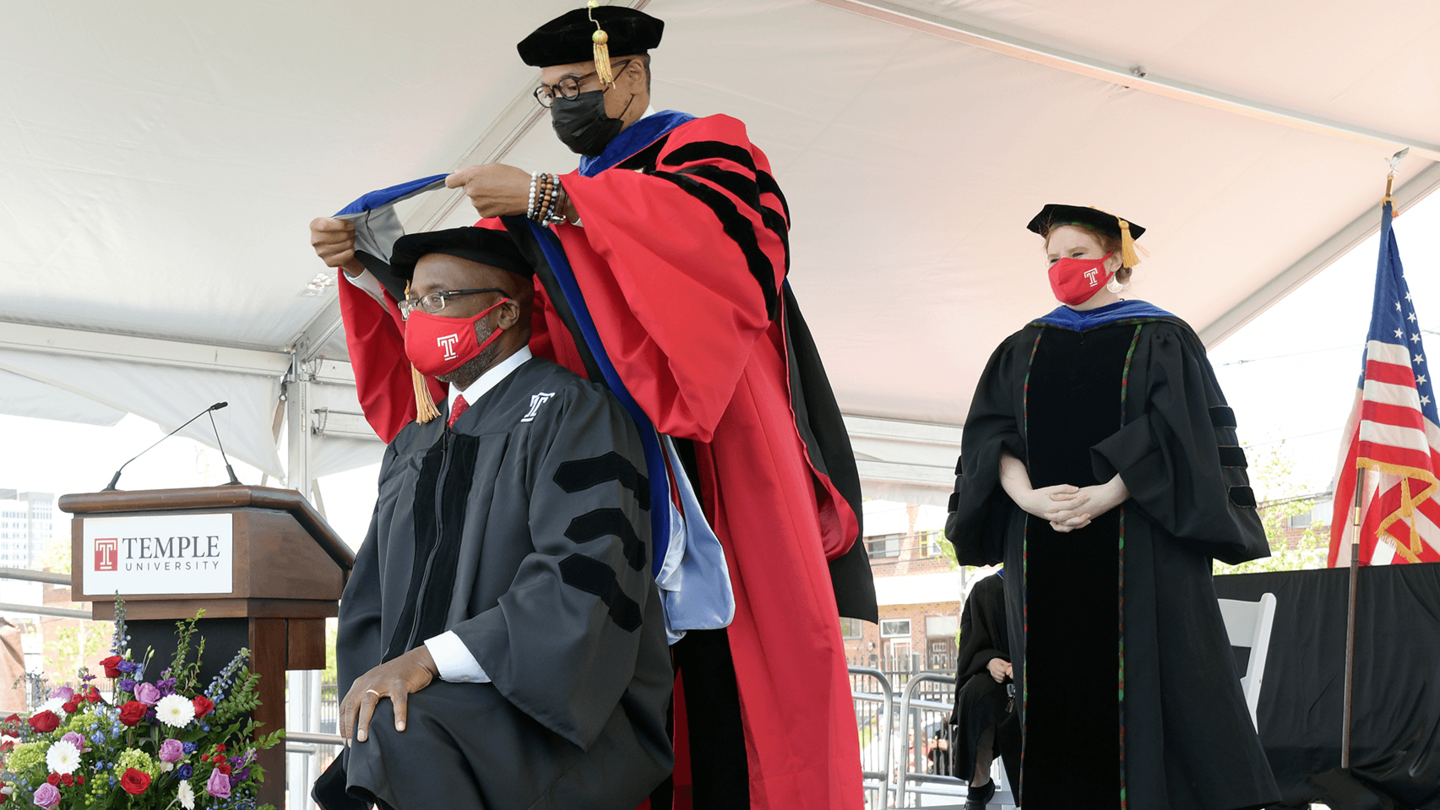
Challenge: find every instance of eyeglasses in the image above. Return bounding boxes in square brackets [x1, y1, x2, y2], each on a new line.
[399, 288, 506, 320]
[532, 60, 635, 108]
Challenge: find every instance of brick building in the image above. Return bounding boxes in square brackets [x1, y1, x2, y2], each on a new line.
[844, 501, 999, 674]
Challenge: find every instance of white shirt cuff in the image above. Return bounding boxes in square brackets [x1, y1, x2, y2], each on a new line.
[423, 632, 490, 683]
[341, 267, 388, 307]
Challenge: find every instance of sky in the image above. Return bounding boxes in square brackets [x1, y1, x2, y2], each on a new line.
[2, 186, 1437, 553]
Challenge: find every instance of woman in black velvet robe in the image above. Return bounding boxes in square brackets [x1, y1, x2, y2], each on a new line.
[944, 205, 1279, 810]
[947, 571, 1020, 806]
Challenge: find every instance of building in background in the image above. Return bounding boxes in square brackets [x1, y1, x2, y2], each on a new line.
[845, 502, 998, 675]
[0, 489, 53, 570]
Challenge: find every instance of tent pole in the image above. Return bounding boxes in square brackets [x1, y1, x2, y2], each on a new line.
[285, 356, 313, 502]
[1341, 468, 1363, 769]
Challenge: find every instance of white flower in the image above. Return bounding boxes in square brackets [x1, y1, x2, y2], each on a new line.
[177, 779, 195, 810]
[160, 761, 174, 772]
[36, 698, 68, 717]
[45, 740, 80, 775]
[155, 694, 196, 728]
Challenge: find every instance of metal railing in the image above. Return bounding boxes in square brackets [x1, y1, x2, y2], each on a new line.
[893, 672, 1016, 809]
[849, 666, 895, 810]
[0, 567, 92, 619]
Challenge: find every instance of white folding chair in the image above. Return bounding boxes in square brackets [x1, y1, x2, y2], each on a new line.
[1216, 592, 1278, 729]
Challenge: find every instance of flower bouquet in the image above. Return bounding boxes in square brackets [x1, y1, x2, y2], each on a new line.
[0, 599, 283, 809]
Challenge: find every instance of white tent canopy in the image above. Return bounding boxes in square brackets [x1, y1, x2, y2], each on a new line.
[3, 0, 1437, 507]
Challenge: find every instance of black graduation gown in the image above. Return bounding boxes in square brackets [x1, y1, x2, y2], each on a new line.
[945, 305, 1280, 810]
[948, 573, 1019, 787]
[316, 357, 673, 810]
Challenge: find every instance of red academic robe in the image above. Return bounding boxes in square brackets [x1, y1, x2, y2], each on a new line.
[337, 114, 866, 810]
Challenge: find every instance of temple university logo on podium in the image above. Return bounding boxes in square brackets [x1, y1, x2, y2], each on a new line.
[82, 513, 235, 596]
[94, 538, 119, 572]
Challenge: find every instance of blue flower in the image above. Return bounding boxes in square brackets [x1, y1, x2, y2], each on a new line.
[176, 764, 193, 779]
[182, 742, 197, 754]
[117, 678, 135, 692]
[90, 732, 104, 745]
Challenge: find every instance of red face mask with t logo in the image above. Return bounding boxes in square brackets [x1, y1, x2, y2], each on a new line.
[403, 298, 509, 378]
[1047, 252, 1116, 305]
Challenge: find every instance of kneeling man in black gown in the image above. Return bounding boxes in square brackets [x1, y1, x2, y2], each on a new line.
[313, 227, 673, 810]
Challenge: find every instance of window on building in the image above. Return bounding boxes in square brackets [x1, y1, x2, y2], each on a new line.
[839, 617, 864, 639]
[865, 534, 902, 559]
[1287, 512, 1312, 529]
[916, 530, 946, 558]
[925, 615, 959, 638]
[879, 618, 911, 638]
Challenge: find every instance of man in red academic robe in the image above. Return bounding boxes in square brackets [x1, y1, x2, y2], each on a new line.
[309, 7, 875, 808]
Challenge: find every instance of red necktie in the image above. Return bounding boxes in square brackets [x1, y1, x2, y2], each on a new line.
[447, 394, 469, 428]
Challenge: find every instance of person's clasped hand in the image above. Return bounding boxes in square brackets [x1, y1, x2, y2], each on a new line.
[987, 658, 1013, 684]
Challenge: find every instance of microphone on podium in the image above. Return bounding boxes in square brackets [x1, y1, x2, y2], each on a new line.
[102, 402, 234, 492]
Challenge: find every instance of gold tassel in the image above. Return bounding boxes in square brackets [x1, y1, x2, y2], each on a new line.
[1117, 218, 1142, 268]
[588, 1, 613, 85]
[404, 281, 441, 424]
[412, 365, 441, 424]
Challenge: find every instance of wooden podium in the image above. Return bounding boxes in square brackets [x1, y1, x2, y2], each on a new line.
[60, 486, 355, 809]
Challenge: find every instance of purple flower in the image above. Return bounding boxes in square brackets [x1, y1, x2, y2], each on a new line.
[116, 660, 139, 674]
[49, 686, 75, 701]
[176, 764, 193, 779]
[117, 678, 136, 693]
[134, 682, 161, 705]
[235, 767, 250, 782]
[33, 783, 61, 809]
[206, 766, 231, 798]
[182, 742, 197, 755]
[159, 738, 184, 763]
[61, 731, 87, 752]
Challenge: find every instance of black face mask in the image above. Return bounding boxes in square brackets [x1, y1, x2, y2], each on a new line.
[550, 89, 627, 157]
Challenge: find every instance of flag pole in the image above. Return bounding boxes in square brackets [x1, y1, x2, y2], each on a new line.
[1341, 466, 1363, 769]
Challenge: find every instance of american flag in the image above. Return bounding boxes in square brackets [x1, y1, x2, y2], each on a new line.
[1328, 202, 1439, 566]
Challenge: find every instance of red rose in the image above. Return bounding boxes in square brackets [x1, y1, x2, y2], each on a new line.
[76, 776, 85, 785]
[99, 656, 124, 679]
[46, 774, 60, 786]
[60, 775, 73, 786]
[218, 763, 232, 775]
[191, 695, 214, 718]
[117, 700, 147, 727]
[84, 688, 101, 704]
[215, 744, 225, 753]
[3, 714, 16, 724]
[213, 754, 226, 763]
[27, 711, 59, 734]
[61, 700, 78, 714]
[120, 768, 151, 795]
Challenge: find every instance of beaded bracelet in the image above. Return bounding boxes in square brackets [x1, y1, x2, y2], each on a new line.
[543, 179, 571, 225]
[526, 172, 542, 220]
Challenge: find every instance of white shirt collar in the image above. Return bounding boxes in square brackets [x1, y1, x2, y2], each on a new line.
[448, 346, 533, 408]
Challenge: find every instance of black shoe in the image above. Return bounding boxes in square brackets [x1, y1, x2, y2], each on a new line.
[964, 779, 996, 810]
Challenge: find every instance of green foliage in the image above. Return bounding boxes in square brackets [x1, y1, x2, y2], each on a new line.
[49, 625, 104, 683]
[167, 611, 207, 695]
[1214, 443, 1330, 575]
[214, 668, 262, 721]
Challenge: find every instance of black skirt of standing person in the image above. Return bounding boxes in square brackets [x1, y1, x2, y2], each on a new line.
[950, 572, 1019, 789]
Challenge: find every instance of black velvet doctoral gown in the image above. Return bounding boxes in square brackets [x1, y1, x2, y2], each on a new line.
[945, 302, 1280, 810]
[318, 357, 673, 810]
